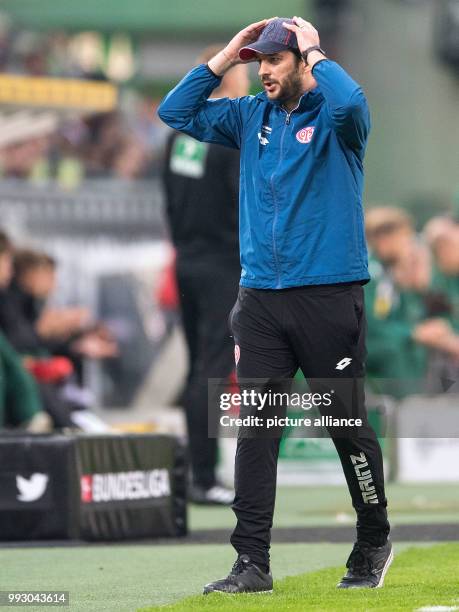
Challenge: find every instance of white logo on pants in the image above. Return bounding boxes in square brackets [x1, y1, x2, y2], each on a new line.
[350, 452, 379, 504]
[335, 357, 352, 370]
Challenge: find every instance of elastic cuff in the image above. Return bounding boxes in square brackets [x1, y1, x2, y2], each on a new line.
[311, 58, 329, 74]
[357, 534, 389, 548]
[205, 63, 223, 80]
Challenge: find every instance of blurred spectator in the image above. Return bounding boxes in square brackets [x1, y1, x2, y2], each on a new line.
[83, 111, 125, 178]
[0, 332, 53, 432]
[0, 241, 113, 431]
[132, 98, 169, 162]
[7, 249, 118, 366]
[112, 136, 149, 180]
[425, 217, 459, 279]
[423, 217, 459, 384]
[0, 137, 52, 181]
[0, 250, 79, 356]
[365, 207, 459, 396]
[0, 231, 52, 432]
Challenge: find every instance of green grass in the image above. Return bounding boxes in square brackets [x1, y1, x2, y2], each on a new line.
[141, 543, 459, 612]
[2, 481, 459, 611]
[1, 543, 356, 611]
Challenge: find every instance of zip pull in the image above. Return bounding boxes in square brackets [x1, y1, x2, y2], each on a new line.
[283, 95, 303, 125]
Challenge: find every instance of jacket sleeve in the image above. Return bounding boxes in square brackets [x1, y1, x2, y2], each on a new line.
[312, 60, 370, 154]
[157, 64, 244, 149]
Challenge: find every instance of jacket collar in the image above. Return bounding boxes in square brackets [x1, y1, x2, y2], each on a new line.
[258, 87, 322, 111]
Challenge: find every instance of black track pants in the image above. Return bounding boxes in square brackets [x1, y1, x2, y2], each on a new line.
[229, 283, 390, 570]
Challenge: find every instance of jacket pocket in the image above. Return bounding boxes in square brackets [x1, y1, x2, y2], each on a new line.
[350, 285, 365, 341]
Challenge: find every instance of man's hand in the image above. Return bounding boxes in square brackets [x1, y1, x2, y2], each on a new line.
[36, 307, 90, 339]
[72, 331, 119, 359]
[413, 318, 459, 360]
[282, 16, 325, 67]
[413, 318, 458, 354]
[208, 19, 273, 76]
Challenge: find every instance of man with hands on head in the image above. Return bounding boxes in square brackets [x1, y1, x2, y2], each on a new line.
[158, 16, 392, 594]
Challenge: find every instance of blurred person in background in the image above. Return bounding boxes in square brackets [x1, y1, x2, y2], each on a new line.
[0, 231, 52, 432]
[0, 136, 52, 181]
[6, 249, 118, 365]
[423, 216, 459, 383]
[112, 136, 149, 180]
[132, 98, 169, 170]
[425, 216, 459, 299]
[0, 245, 115, 431]
[365, 207, 459, 396]
[161, 45, 249, 505]
[82, 111, 126, 178]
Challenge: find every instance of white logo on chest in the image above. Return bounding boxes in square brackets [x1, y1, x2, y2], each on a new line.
[296, 126, 315, 144]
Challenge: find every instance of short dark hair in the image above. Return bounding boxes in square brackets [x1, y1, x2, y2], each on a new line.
[291, 48, 302, 61]
[14, 249, 56, 278]
[0, 230, 12, 255]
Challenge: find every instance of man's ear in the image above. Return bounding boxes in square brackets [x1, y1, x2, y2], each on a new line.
[302, 59, 313, 75]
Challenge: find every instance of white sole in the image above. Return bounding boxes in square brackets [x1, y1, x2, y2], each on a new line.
[376, 546, 394, 588]
[336, 545, 394, 589]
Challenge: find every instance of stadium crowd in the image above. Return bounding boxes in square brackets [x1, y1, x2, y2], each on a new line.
[0, 107, 167, 186]
[364, 207, 459, 397]
[0, 24, 167, 186]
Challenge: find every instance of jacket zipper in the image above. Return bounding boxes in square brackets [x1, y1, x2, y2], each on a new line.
[269, 99, 303, 288]
[283, 97, 303, 124]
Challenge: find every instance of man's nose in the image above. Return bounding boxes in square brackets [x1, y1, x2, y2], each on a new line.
[258, 62, 269, 78]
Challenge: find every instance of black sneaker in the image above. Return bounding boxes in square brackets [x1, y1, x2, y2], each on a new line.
[189, 484, 234, 506]
[203, 554, 273, 594]
[337, 540, 393, 588]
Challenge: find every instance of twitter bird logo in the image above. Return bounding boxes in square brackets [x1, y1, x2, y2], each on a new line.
[16, 473, 49, 502]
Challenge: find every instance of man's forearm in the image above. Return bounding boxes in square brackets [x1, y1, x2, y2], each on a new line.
[157, 65, 221, 131]
[157, 64, 242, 148]
[208, 49, 236, 77]
[306, 49, 327, 70]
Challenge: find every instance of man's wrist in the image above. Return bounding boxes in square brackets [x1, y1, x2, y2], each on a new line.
[208, 49, 236, 77]
[303, 48, 327, 69]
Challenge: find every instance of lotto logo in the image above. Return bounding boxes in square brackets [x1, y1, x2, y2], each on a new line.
[296, 126, 315, 144]
[335, 357, 352, 370]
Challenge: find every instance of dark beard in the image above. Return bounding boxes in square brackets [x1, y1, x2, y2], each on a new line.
[277, 71, 304, 107]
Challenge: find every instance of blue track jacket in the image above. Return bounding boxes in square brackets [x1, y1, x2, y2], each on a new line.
[158, 60, 370, 289]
